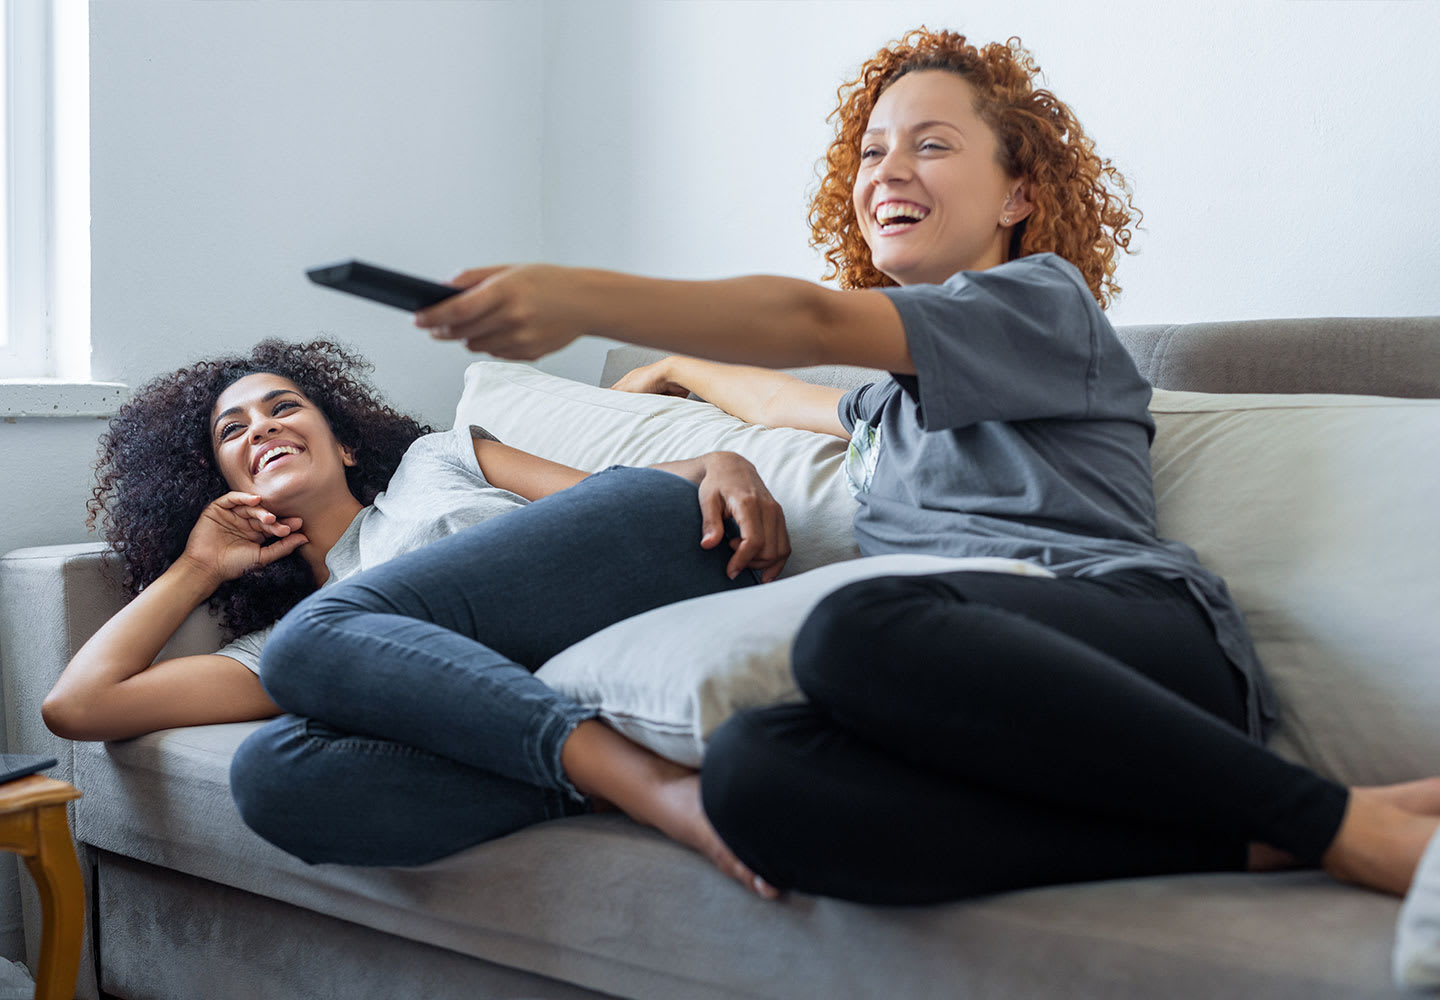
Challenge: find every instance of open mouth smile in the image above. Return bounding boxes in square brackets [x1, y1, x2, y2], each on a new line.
[253, 443, 304, 476]
[874, 200, 930, 233]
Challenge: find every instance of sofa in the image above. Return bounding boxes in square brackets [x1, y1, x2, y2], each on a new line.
[4, 316, 1439, 1000]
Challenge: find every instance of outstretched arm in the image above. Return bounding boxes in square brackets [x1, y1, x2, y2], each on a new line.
[415, 265, 910, 374]
[611, 356, 848, 438]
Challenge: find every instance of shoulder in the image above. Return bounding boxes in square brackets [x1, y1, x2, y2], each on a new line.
[388, 427, 483, 482]
[957, 253, 1096, 312]
[879, 253, 1099, 331]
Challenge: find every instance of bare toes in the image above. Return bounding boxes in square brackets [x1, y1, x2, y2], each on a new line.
[708, 841, 780, 900]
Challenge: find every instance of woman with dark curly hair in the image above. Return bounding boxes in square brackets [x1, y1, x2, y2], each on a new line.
[44, 338, 791, 892]
[409, 28, 1440, 905]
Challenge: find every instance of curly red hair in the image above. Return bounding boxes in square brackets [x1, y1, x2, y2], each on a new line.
[809, 29, 1140, 307]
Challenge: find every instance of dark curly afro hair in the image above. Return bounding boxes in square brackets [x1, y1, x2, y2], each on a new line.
[89, 339, 433, 640]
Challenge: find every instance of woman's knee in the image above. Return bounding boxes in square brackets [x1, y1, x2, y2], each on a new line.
[792, 575, 941, 699]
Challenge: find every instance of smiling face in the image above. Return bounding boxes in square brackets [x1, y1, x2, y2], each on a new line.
[210, 373, 356, 510]
[852, 69, 1032, 286]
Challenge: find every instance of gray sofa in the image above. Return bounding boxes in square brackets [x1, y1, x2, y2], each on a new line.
[4, 317, 1440, 1000]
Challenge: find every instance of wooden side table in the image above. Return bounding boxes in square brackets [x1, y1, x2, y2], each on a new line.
[0, 776, 83, 1000]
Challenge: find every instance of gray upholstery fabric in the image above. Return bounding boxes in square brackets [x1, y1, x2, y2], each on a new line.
[602, 317, 1440, 397]
[95, 854, 609, 1000]
[74, 726, 1413, 999]
[4, 315, 1438, 999]
[1116, 318, 1440, 396]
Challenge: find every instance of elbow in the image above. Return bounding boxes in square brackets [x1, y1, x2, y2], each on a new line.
[41, 685, 108, 742]
[41, 689, 85, 741]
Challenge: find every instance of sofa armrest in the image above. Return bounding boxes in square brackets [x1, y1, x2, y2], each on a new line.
[2, 544, 121, 782]
[0, 543, 229, 776]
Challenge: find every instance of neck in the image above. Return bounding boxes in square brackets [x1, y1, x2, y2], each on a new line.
[293, 494, 366, 586]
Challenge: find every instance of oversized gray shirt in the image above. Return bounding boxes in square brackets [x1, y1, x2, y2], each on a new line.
[217, 424, 527, 673]
[842, 253, 1275, 740]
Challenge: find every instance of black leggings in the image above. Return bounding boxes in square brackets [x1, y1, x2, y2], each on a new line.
[700, 570, 1349, 904]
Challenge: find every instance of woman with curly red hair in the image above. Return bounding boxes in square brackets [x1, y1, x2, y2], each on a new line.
[416, 27, 1440, 904]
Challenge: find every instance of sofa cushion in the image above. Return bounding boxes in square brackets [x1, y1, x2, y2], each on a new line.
[1148, 389, 1440, 785]
[454, 361, 859, 578]
[72, 727, 1405, 1000]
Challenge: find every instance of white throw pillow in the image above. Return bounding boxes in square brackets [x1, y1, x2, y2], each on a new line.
[536, 555, 1054, 766]
[1149, 389, 1440, 786]
[454, 361, 860, 578]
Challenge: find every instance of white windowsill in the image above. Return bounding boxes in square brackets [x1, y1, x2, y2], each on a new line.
[0, 380, 129, 418]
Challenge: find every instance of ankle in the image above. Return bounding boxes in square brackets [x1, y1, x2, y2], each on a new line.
[1322, 791, 1436, 895]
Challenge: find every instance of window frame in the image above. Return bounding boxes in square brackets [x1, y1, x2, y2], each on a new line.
[2, 0, 89, 382]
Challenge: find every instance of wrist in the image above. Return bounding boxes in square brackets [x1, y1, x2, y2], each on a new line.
[573, 267, 628, 339]
[169, 553, 225, 596]
[662, 355, 697, 393]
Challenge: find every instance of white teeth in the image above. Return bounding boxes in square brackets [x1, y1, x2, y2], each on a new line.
[875, 202, 929, 226]
[256, 446, 300, 474]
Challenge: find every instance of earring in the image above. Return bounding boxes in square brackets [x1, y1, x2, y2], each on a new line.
[1002, 215, 1011, 225]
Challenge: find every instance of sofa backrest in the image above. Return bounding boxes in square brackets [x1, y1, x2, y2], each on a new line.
[1115, 317, 1440, 397]
[601, 316, 1440, 399]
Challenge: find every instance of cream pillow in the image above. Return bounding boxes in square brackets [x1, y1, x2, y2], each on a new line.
[1149, 389, 1440, 786]
[536, 555, 1054, 766]
[455, 361, 860, 577]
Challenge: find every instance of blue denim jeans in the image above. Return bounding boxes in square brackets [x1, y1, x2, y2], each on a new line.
[230, 466, 757, 866]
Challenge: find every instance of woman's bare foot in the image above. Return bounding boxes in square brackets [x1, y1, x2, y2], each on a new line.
[1363, 777, 1440, 816]
[1322, 787, 1440, 896]
[647, 771, 782, 901]
[561, 720, 779, 899]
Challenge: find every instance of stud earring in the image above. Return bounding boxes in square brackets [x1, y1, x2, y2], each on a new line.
[1002, 215, 1011, 225]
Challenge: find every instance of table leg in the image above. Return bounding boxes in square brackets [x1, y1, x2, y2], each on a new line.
[21, 804, 84, 1000]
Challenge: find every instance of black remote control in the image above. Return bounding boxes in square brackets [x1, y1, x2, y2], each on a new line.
[307, 259, 462, 312]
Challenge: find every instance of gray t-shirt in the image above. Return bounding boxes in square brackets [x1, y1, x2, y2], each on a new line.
[217, 424, 527, 673]
[841, 253, 1275, 739]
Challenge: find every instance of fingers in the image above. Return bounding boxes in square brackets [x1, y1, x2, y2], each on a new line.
[695, 456, 790, 581]
[449, 265, 509, 289]
[207, 494, 300, 539]
[707, 839, 781, 901]
[211, 492, 262, 510]
[231, 503, 299, 539]
[609, 370, 643, 393]
[723, 494, 790, 582]
[698, 490, 726, 551]
[255, 532, 309, 566]
[415, 266, 510, 334]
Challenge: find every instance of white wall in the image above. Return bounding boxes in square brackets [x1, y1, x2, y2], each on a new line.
[2, 0, 1438, 960]
[540, 0, 1440, 328]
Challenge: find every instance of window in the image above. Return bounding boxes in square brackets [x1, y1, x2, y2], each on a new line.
[1, 0, 89, 381]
